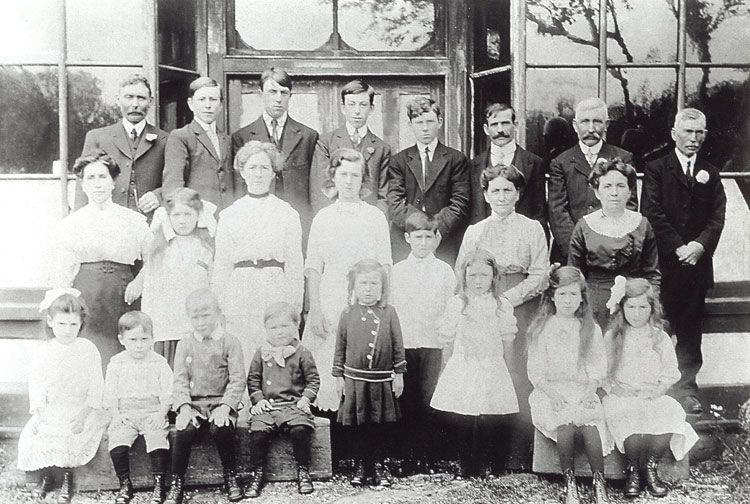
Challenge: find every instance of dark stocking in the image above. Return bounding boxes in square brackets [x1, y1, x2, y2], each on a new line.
[149, 448, 169, 476]
[579, 426, 604, 473]
[110, 446, 130, 479]
[289, 425, 313, 467]
[646, 434, 671, 459]
[171, 423, 200, 476]
[624, 434, 645, 464]
[557, 424, 577, 472]
[247, 430, 273, 468]
[211, 423, 237, 472]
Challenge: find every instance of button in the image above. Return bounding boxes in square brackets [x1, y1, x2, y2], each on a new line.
[267, 362, 273, 367]
[367, 309, 373, 314]
[361, 317, 367, 322]
[374, 319, 380, 325]
[189, 381, 194, 388]
[368, 342, 374, 348]
[366, 355, 372, 360]
[269, 398, 274, 403]
[371, 330, 377, 335]
[130, 181, 136, 186]
[266, 380, 272, 385]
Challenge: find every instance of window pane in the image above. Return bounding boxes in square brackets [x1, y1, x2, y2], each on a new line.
[525, 68, 598, 157]
[66, 0, 144, 63]
[686, 68, 750, 171]
[234, 0, 333, 51]
[0, 1, 59, 63]
[526, 0, 599, 64]
[473, 0, 510, 71]
[606, 68, 677, 170]
[338, 0, 436, 52]
[67, 67, 135, 164]
[606, 0, 678, 63]
[159, 0, 197, 70]
[687, 0, 750, 63]
[0, 66, 58, 174]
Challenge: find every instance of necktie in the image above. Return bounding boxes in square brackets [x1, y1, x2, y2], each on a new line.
[422, 146, 430, 187]
[130, 128, 138, 143]
[207, 127, 221, 158]
[351, 130, 361, 147]
[586, 148, 596, 167]
[686, 159, 693, 184]
[270, 118, 279, 147]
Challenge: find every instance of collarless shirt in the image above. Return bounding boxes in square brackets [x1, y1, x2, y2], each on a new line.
[490, 142, 517, 167]
[122, 118, 147, 138]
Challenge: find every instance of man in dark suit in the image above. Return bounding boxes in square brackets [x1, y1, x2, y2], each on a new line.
[231, 68, 318, 235]
[76, 74, 167, 217]
[548, 97, 637, 262]
[163, 77, 234, 213]
[310, 79, 390, 217]
[642, 108, 726, 414]
[388, 97, 470, 265]
[470, 103, 546, 233]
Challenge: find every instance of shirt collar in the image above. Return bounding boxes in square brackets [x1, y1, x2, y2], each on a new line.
[490, 209, 517, 222]
[579, 140, 603, 156]
[263, 111, 288, 130]
[416, 138, 439, 158]
[490, 142, 517, 164]
[122, 118, 147, 137]
[194, 117, 216, 133]
[192, 325, 224, 342]
[674, 148, 695, 173]
[346, 123, 368, 139]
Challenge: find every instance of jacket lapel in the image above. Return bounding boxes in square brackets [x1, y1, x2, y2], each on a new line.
[406, 146, 424, 190]
[132, 123, 158, 161]
[667, 151, 690, 189]
[191, 121, 220, 162]
[571, 144, 591, 177]
[425, 142, 449, 192]
[361, 130, 378, 162]
[111, 123, 133, 159]
[280, 118, 303, 158]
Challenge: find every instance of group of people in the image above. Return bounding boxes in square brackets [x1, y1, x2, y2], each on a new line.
[17, 67, 727, 504]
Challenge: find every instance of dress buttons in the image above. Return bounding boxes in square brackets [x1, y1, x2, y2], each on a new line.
[367, 309, 373, 314]
[366, 355, 372, 360]
[269, 398, 274, 403]
[189, 381, 194, 388]
[266, 380, 272, 385]
[361, 317, 367, 322]
[374, 319, 380, 325]
[368, 342, 374, 348]
[371, 330, 377, 335]
[267, 362, 273, 367]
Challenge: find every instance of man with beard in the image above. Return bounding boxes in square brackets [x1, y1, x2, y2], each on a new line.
[470, 103, 546, 235]
[76, 74, 168, 218]
[548, 98, 637, 262]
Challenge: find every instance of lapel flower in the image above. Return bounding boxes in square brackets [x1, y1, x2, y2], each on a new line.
[606, 275, 627, 314]
[695, 170, 709, 184]
[145, 133, 158, 142]
[365, 146, 375, 158]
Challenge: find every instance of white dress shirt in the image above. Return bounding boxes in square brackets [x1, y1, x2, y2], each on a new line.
[490, 141, 517, 167]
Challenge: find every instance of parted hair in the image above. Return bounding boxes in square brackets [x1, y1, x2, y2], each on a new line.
[455, 250, 508, 317]
[347, 260, 389, 308]
[404, 211, 439, 234]
[406, 97, 441, 120]
[484, 103, 516, 123]
[480, 163, 526, 192]
[341, 79, 375, 105]
[72, 150, 120, 180]
[44, 294, 88, 340]
[150, 188, 214, 261]
[118, 310, 154, 336]
[119, 74, 152, 96]
[234, 140, 285, 174]
[260, 67, 292, 91]
[188, 76, 223, 100]
[587, 157, 637, 190]
[327, 148, 371, 187]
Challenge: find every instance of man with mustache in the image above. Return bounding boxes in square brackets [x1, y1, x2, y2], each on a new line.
[470, 103, 547, 236]
[548, 97, 637, 262]
[642, 108, 726, 415]
[76, 74, 167, 219]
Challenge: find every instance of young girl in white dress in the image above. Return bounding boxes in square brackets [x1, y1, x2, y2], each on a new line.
[602, 277, 698, 498]
[17, 290, 108, 504]
[142, 188, 216, 367]
[430, 250, 518, 477]
[526, 266, 611, 504]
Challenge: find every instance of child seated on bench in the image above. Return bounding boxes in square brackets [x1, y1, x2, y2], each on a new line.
[244, 302, 320, 498]
[105, 311, 173, 504]
[165, 288, 246, 504]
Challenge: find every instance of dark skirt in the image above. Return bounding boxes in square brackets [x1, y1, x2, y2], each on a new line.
[73, 261, 138, 369]
[337, 377, 401, 426]
[154, 340, 180, 369]
[587, 272, 616, 332]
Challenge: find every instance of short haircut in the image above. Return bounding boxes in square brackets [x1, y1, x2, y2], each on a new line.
[480, 163, 526, 191]
[234, 140, 285, 173]
[575, 97, 608, 120]
[263, 301, 300, 327]
[327, 148, 371, 186]
[674, 107, 706, 128]
[119, 74, 152, 97]
[118, 310, 154, 336]
[188, 76, 223, 100]
[404, 211, 439, 234]
[484, 103, 516, 123]
[44, 293, 87, 339]
[406, 97, 441, 121]
[185, 288, 221, 314]
[587, 157, 637, 190]
[341, 79, 375, 105]
[72, 150, 120, 180]
[346, 260, 389, 308]
[260, 67, 292, 91]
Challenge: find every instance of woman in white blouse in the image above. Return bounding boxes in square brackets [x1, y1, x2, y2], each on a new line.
[212, 141, 303, 366]
[456, 163, 548, 471]
[55, 151, 152, 367]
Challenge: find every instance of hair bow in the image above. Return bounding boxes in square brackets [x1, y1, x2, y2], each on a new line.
[150, 201, 218, 240]
[606, 275, 628, 314]
[39, 288, 81, 312]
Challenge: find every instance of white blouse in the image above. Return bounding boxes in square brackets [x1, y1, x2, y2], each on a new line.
[605, 326, 680, 392]
[54, 202, 152, 287]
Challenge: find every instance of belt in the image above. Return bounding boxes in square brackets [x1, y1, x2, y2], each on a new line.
[234, 259, 285, 271]
[79, 261, 132, 274]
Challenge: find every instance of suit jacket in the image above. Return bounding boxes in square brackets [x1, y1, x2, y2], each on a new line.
[231, 116, 318, 235]
[310, 126, 391, 217]
[548, 143, 636, 259]
[162, 120, 235, 213]
[641, 151, 726, 288]
[76, 122, 168, 216]
[470, 145, 547, 232]
[387, 142, 471, 265]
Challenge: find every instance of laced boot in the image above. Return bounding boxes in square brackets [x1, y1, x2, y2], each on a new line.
[30, 469, 53, 499]
[623, 463, 641, 498]
[350, 460, 366, 487]
[223, 470, 243, 502]
[644, 456, 668, 497]
[563, 468, 580, 504]
[115, 476, 133, 504]
[163, 475, 184, 504]
[297, 465, 314, 494]
[149, 474, 166, 504]
[372, 462, 392, 487]
[593, 471, 610, 504]
[243, 466, 264, 499]
[57, 470, 74, 504]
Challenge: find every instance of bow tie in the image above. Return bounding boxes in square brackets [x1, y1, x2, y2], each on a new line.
[260, 343, 297, 367]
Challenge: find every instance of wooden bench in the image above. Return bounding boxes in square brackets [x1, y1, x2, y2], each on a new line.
[70, 417, 331, 491]
[532, 429, 689, 482]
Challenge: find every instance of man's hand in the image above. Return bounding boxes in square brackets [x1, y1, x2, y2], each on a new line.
[209, 404, 232, 427]
[137, 191, 160, 214]
[296, 396, 311, 413]
[679, 241, 705, 265]
[250, 399, 273, 416]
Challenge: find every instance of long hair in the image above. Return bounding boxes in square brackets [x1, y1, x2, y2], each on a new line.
[346, 259, 389, 308]
[150, 188, 214, 262]
[455, 250, 508, 316]
[528, 265, 597, 365]
[606, 278, 665, 377]
[44, 293, 87, 340]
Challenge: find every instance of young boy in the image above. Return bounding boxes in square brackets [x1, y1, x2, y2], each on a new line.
[244, 302, 320, 498]
[390, 212, 456, 473]
[164, 289, 246, 504]
[105, 311, 173, 504]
